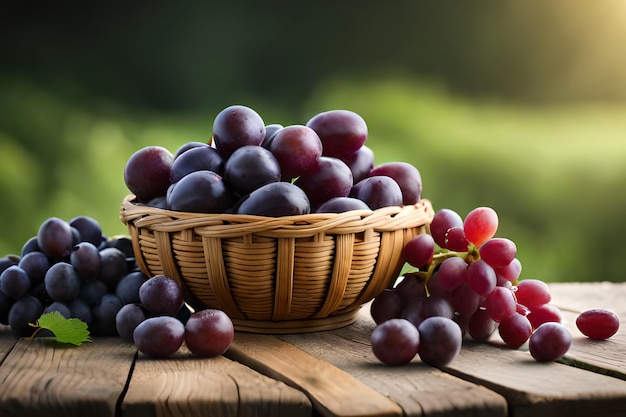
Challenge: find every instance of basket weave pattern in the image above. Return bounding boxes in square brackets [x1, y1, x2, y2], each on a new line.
[120, 195, 434, 333]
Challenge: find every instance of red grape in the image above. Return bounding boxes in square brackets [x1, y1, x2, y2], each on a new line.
[515, 279, 551, 309]
[483, 286, 516, 322]
[576, 309, 619, 340]
[467, 259, 497, 297]
[526, 304, 562, 330]
[498, 312, 532, 349]
[468, 308, 497, 342]
[463, 207, 498, 246]
[430, 209, 463, 249]
[444, 226, 470, 252]
[404, 234, 435, 269]
[479, 238, 517, 268]
[437, 257, 468, 291]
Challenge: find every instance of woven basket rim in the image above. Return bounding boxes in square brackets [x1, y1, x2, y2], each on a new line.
[120, 194, 434, 234]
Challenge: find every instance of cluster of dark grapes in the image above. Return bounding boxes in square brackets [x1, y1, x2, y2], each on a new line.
[116, 275, 234, 358]
[370, 206, 620, 366]
[124, 105, 423, 216]
[0, 216, 144, 337]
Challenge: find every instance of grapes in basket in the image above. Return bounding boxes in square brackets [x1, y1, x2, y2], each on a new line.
[123, 104, 423, 215]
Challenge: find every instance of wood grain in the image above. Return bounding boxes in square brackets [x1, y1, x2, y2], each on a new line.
[0, 337, 136, 417]
[121, 344, 311, 417]
[280, 308, 508, 417]
[0, 325, 17, 361]
[445, 341, 626, 417]
[228, 332, 405, 417]
[550, 282, 626, 380]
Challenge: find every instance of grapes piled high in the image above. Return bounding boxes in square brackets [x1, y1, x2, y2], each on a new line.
[123, 105, 423, 215]
[370, 206, 620, 365]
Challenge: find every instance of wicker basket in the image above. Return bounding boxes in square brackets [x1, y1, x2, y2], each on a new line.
[120, 194, 434, 333]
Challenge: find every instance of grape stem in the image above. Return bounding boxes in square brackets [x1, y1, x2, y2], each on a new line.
[406, 243, 480, 296]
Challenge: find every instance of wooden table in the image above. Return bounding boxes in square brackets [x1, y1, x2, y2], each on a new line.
[1, 282, 625, 417]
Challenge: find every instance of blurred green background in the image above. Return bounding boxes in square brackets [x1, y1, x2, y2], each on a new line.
[2, 1, 626, 283]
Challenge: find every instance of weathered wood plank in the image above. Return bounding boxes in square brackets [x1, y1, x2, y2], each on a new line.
[0, 326, 17, 361]
[0, 337, 136, 417]
[550, 282, 626, 380]
[280, 308, 508, 417]
[445, 340, 626, 417]
[228, 332, 405, 417]
[121, 344, 311, 417]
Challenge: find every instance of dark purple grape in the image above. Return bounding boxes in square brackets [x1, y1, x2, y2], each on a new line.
[124, 146, 174, 203]
[468, 308, 497, 342]
[295, 156, 353, 210]
[8, 296, 43, 336]
[139, 275, 183, 317]
[212, 105, 266, 159]
[529, 322, 571, 361]
[79, 280, 108, 305]
[370, 289, 405, 325]
[44, 262, 81, 302]
[417, 316, 462, 367]
[261, 123, 283, 148]
[70, 242, 101, 280]
[38, 217, 74, 259]
[350, 176, 403, 210]
[236, 182, 310, 217]
[169, 145, 225, 183]
[342, 145, 374, 183]
[18, 251, 50, 284]
[306, 109, 368, 159]
[68, 299, 93, 326]
[116, 271, 148, 305]
[173, 141, 210, 159]
[0, 290, 13, 324]
[184, 309, 234, 357]
[20, 237, 40, 257]
[402, 295, 454, 328]
[395, 275, 428, 304]
[44, 301, 71, 318]
[369, 162, 422, 205]
[98, 247, 128, 289]
[0, 266, 31, 300]
[133, 316, 185, 357]
[315, 197, 371, 213]
[224, 145, 281, 195]
[92, 293, 123, 336]
[371, 318, 420, 366]
[268, 125, 323, 181]
[167, 170, 236, 213]
[69, 216, 103, 246]
[116, 303, 148, 343]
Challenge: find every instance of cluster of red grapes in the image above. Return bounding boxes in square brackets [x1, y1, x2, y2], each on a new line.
[370, 206, 620, 366]
[0, 215, 144, 337]
[116, 275, 234, 358]
[124, 105, 423, 216]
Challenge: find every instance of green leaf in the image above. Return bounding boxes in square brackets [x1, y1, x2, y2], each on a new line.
[31, 312, 92, 346]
